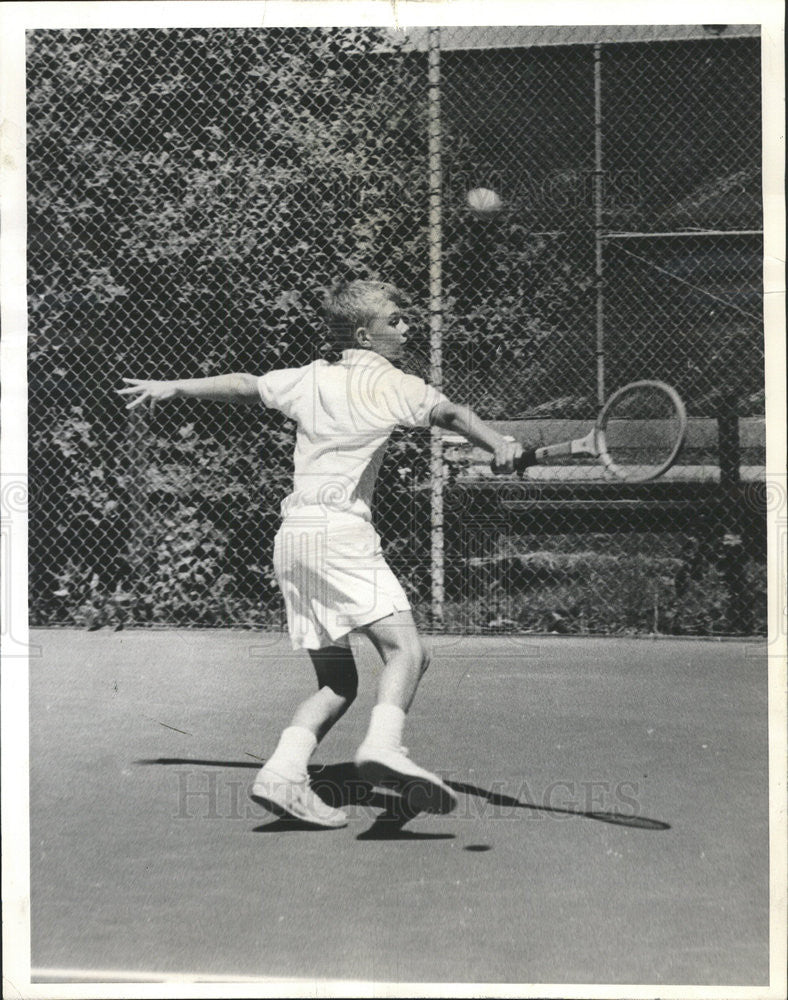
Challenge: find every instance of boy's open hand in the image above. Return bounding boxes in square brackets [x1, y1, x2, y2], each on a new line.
[117, 378, 179, 410]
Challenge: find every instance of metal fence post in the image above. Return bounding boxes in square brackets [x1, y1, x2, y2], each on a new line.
[125, 407, 150, 592]
[428, 27, 445, 631]
[593, 42, 606, 409]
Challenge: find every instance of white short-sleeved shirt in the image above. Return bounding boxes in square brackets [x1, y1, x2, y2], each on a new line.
[258, 348, 448, 523]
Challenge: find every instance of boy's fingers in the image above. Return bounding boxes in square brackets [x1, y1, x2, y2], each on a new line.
[121, 378, 146, 385]
[492, 441, 521, 474]
[116, 385, 144, 395]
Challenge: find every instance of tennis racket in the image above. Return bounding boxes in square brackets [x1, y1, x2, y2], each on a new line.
[509, 380, 688, 483]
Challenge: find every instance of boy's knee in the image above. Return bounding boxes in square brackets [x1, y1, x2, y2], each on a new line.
[402, 639, 430, 676]
[395, 635, 429, 673]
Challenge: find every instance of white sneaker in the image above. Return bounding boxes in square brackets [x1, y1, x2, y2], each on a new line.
[354, 744, 458, 815]
[250, 766, 348, 829]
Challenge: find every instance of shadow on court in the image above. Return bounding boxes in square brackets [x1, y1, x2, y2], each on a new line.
[135, 757, 670, 831]
[445, 777, 671, 830]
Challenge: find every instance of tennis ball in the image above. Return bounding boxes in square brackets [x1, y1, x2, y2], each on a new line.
[467, 187, 503, 216]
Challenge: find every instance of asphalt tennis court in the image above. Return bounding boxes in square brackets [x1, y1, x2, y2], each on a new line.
[28, 628, 770, 988]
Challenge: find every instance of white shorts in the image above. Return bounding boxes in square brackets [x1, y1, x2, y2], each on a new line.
[273, 512, 412, 650]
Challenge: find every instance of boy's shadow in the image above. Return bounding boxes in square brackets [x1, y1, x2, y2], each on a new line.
[308, 762, 454, 840]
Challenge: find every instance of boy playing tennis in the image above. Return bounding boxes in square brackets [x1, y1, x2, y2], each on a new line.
[119, 280, 524, 828]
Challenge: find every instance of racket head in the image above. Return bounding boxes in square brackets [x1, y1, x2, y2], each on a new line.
[595, 380, 688, 482]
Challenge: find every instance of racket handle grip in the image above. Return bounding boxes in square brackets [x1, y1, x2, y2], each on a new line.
[512, 446, 538, 474]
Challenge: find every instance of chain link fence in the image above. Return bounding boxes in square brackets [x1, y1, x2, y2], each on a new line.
[27, 25, 766, 635]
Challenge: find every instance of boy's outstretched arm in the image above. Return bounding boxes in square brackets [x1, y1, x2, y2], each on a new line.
[117, 373, 260, 409]
[430, 400, 534, 474]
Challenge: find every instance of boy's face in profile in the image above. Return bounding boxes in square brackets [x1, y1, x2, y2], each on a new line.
[356, 300, 410, 363]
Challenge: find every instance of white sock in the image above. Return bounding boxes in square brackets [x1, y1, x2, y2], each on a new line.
[265, 726, 317, 781]
[363, 704, 406, 750]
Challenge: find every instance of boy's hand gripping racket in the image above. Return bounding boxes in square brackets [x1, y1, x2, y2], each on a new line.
[510, 380, 688, 483]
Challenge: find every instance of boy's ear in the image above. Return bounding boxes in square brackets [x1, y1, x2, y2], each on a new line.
[353, 325, 370, 348]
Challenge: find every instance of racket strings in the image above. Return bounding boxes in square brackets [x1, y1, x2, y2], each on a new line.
[598, 383, 686, 481]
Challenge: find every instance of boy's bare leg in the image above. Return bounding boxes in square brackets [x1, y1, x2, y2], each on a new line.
[251, 646, 357, 829]
[292, 646, 359, 740]
[354, 610, 457, 815]
[362, 610, 429, 710]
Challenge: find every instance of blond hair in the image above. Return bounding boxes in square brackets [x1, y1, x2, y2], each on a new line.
[323, 279, 410, 348]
